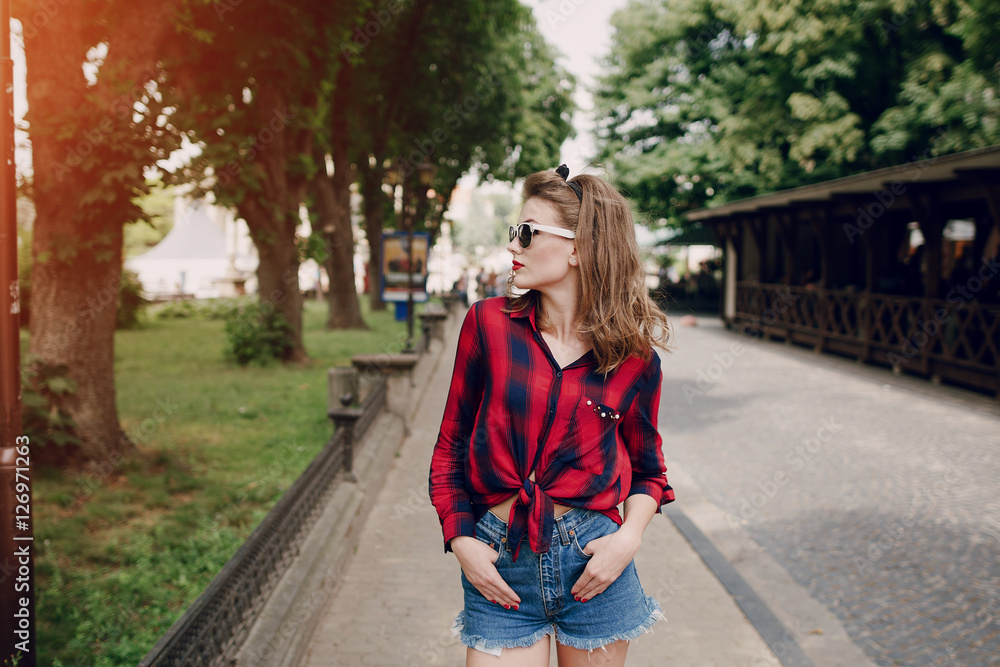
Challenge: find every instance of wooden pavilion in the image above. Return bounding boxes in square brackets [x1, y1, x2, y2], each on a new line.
[686, 144, 1000, 398]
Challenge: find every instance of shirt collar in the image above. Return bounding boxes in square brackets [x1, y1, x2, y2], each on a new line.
[508, 296, 594, 369]
[508, 296, 538, 332]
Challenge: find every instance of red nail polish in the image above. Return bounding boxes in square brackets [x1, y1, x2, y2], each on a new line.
[503, 603, 510, 609]
[491, 600, 497, 604]
[581, 598, 588, 603]
[513, 605, 519, 610]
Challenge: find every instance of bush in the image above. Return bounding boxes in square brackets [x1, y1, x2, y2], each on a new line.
[20, 354, 83, 467]
[116, 269, 149, 329]
[223, 301, 294, 366]
[202, 297, 248, 320]
[153, 296, 247, 320]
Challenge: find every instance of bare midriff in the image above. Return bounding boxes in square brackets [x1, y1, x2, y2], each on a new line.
[488, 471, 572, 523]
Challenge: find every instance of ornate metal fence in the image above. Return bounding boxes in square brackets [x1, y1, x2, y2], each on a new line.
[138, 375, 388, 667]
[735, 282, 1000, 395]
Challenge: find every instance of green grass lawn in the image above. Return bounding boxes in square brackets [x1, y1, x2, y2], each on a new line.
[29, 297, 421, 666]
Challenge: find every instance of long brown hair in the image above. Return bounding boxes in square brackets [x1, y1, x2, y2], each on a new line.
[504, 168, 673, 376]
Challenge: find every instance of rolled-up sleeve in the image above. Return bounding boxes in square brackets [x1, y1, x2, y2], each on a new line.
[620, 350, 675, 511]
[428, 303, 486, 552]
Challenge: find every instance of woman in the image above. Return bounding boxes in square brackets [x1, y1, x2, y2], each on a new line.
[429, 165, 674, 666]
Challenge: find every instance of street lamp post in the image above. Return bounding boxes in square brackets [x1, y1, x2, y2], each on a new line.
[382, 159, 437, 352]
[401, 160, 437, 352]
[404, 180, 415, 353]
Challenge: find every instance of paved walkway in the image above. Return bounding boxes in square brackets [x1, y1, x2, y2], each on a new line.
[300, 308, 780, 666]
[658, 315, 1000, 666]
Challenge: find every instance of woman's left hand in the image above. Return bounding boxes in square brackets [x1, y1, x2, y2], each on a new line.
[570, 525, 642, 602]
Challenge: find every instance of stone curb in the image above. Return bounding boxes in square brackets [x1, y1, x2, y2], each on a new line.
[233, 321, 453, 667]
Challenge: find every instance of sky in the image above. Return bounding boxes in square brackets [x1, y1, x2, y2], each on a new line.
[524, 0, 632, 174]
[499, 0, 664, 246]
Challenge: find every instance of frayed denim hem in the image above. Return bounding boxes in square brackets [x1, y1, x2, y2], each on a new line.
[555, 595, 667, 652]
[452, 610, 555, 657]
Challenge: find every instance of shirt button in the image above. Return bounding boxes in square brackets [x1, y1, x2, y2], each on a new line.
[557, 371, 562, 377]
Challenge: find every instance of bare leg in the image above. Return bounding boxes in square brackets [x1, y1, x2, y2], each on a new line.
[555, 639, 628, 667]
[467, 634, 551, 667]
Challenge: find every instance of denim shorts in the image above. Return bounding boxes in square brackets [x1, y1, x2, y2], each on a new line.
[453, 507, 665, 656]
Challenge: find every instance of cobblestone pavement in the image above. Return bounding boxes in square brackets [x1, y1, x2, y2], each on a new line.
[301, 310, 777, 666]
[660, 315, 1000, 666]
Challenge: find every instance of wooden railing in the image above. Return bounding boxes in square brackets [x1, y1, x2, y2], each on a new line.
[735, 282, 1000, 396]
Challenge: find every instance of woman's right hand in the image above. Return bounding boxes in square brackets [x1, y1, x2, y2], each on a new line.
[450, 536, 521, 610]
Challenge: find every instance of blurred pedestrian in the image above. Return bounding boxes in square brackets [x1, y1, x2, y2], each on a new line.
[429, 164, 675, 666]
[476, 267, 487, 301]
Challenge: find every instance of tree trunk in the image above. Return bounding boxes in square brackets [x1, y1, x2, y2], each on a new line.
[29, 223, 129, 464]
[360, 165, 387, 312]
[313, 160, 367, 330]
[238, 197, 309, 362]
[317, 64, 366, 330]
[227, 81, 314, 362]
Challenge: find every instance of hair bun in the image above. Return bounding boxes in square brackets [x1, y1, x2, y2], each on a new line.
[555, 164, 583, 202]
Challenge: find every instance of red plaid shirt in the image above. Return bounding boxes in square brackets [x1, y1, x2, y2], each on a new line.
[429, 296, 674, 562]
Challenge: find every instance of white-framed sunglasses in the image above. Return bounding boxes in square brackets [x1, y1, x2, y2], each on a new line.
[508, 222, 576, 248]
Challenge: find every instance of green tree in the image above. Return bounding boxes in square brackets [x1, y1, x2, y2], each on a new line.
[321, 0, 575, 325]
[594, 0, 1000, 227]
[454, 189, 517, 254]
[165, 0, 365, 358]
[16, 0, 183, 462]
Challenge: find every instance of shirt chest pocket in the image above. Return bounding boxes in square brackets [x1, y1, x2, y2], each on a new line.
[579, 397, 622, 423]
[556, 394, 623, 473]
